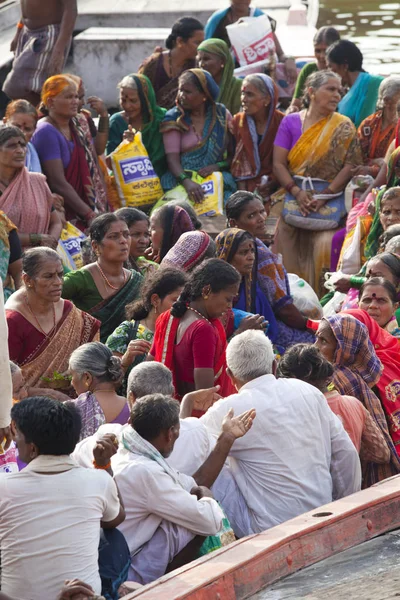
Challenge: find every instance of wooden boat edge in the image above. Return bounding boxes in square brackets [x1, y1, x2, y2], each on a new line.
[121, 474, 400, 599]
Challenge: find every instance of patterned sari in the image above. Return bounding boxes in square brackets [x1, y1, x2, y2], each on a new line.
[231, 76, 284, 192]
[139, 52, 196, 110]
[160, 69, 236, 202]
[326, 313, 400, 487]
[273, 113, 362, 295]
[358, 110, 396, 163]
[11, 302, 100, 392]
[0, 212, 17, 301]
[89, 271, 143, 343]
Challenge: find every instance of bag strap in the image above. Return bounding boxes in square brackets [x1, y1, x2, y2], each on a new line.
[127, 320, 140, 343]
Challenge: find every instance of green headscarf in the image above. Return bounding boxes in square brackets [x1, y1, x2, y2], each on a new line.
[365, 146, 400, 259]
[197, 38, 243, 114]
[130, 74, 167, 177]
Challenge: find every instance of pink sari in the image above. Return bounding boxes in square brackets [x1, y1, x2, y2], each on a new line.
[0, 167, 51, 235]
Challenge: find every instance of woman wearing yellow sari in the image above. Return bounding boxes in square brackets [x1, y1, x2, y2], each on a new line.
[272, 71, 362, 295]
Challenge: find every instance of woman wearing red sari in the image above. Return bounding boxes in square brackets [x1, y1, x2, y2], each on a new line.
[5, 248, 100, 401]
[149, 258, 240, 408]
[342, 307, 400, 454]
[32, 75, 107, 229]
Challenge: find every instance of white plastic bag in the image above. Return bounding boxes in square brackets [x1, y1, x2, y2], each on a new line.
[288, 273, 323, 319]
[227, 15, 276, 66]
[323, 292, 346, 317]
[0, 442, 18, 474]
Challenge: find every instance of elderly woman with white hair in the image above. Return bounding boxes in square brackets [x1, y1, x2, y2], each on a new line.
[231, 74, 284, 197]
[355, 76, 400, 178]
[106, 73, 167, 177]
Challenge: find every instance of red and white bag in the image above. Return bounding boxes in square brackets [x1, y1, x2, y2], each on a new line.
[227, 15, 276, 66]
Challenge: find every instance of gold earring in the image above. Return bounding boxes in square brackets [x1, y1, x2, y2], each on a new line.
[203, 294, 209, 300]
[153, 305, 157, 314]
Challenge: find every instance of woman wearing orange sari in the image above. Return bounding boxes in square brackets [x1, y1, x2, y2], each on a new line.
[5, 248, 100, 400]
[272, 70, 362, 294]
[149, 259, 240, 411]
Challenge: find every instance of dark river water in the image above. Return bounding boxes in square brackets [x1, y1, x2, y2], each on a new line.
[318, 0, 400, 74]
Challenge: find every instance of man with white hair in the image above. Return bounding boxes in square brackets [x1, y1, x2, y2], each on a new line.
[200, 330, 361, 537]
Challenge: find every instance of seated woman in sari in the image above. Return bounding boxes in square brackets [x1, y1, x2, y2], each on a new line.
[356, 77, 400, 178]
[0, 126, 62, 250]
[160, 69, 236, 205]
[226, 191, 314, 349]
[272, 70, 362, 295]
[114, 207, 157, 276]
[326, 40, 383, 129]
[69, 342, 129, 440]
[215, 228, 279, 342]
[334, 188, 400, 301]
[4, 99, 42, 173]
[205, 0, 297, 82]
[106, 268, 186, 394]
[139, 17, 204, 110]
[231, 74, 284, 196]
[62, 213, 143, 343]
[106, 74, 167, 178]
[5, 248, 100, 401]
[32, 75, 107, 229]
[359, 277, 400, 337]
[148, 204, 194, 263]
[149, 259, 240, 406]
[197, 39, 242, 115]
[341, 308, 400, 454]
[288, 26, 340, 114]
[161, 230, 215, 272]
[316, 314, 400, 486]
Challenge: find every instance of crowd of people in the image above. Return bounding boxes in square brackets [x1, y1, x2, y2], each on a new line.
[2, 0, 400, 598]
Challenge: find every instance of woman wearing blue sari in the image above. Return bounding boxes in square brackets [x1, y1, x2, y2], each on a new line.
[160, 68, 236, 204]
[215, 228, 280, 346]
[327, 40, 383, 128]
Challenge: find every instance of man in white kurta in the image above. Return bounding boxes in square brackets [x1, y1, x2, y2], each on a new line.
[112, 393, 225, 584]
[201, 330, 362, 537]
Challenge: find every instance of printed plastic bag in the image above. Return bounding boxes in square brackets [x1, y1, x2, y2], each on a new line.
[111, 133, 163, 209]
[153, 171, 224, 217]
[288, 273, 323, 319]
[57, 222, 86, 271]
[227, 15, 276, 66]
[0, 442, 18, 474]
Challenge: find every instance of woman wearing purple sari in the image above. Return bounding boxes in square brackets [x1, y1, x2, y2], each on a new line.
[69, 341, 129, 441]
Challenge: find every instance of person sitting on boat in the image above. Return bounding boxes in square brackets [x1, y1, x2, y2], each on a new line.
[287, 26, 340, 114]
[111, 391, 255, 584]
[327, 40, 383, 129]
[277, 343, 390, 462]
[204, 0, 297, 81]
[200, 330, 361, 538]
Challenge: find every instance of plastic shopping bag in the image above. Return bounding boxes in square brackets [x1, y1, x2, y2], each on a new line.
[227, 15, 276, 66]
[0, 442, 18, 474]
[288, 273, 323, 319]
[111, 133, 163, 210]
[153, 171, 224, 217]
[57, 222, 86, 271]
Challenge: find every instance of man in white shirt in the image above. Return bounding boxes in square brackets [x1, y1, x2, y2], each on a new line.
[73, 361, 218, 476]
[111, 391, 255, 584]
[200, 330, 362, 537]
[0, 396, 125, 600]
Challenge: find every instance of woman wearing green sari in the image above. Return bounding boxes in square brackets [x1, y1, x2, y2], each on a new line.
[62, 213, 143, 343]
[197, 38, 242, 114]
[106, 73, 167, 177]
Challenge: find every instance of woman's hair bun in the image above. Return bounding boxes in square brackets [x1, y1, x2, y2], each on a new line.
[107, 355, 123, 382]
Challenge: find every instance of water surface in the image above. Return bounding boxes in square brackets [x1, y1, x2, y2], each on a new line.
[318, 0, 400, 73]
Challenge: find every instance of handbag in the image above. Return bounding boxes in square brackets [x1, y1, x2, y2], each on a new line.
[282, 176, 346, 231]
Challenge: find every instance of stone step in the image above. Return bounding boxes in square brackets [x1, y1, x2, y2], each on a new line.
[71, 27, 171, 107]
[76, 0, 291, 30]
